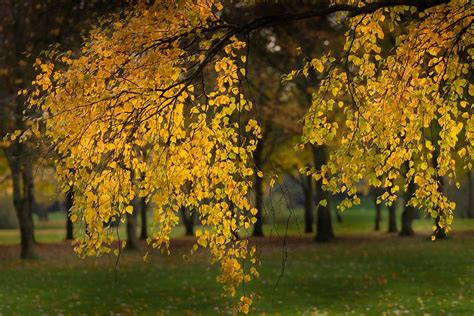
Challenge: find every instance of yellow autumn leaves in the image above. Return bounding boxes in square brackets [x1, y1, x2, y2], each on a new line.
[297, 1, 473, 234]
[27, 0, 259, 313]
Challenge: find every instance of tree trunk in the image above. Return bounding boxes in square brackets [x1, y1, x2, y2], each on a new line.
[64, 189, 74, 240]
[374, 195, 382, 231]
[126, 199, 138, 250]
[387, 202, 398, 233]
[180, 206, 194, 236]
[432, 131, 447, 239]
[312, 145, 334, 242]
[433, 158, 447, 240]
[434, 215, 447, 239]
[252, 138, 264, 237]
[400, 180, 416, 236]
[303, 173, 314, 233]
[139, 196, 148, 240]
[372, 187, 383, 231]
[316, 203, 333, 242]
[468, 171, 473, 219]
[6, 150, 36, 259]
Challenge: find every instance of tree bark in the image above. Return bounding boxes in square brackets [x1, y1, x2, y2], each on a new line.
[180, 206, 194, 236]
[387, 202, 398, 233]
[252, 138, 264, 237]
[139, 196, 148, 240]
[432, 130, 447, 239]
[316, 202, 333, 242]
[126, 199, 139, 250]
[64, 189, 74, 240]
[312, 145, 334, 242]
[467, 171, 473, 219]
[371, 187, 383, 231]
[400, 180, 416, 236]
[434, 215, 447, 239]
[5, 147, 36, 259]
[374, 196, 382, 231]
[303, 173, 314, 233]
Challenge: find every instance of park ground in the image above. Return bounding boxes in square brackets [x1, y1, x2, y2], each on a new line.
[0, 207, 473, 315]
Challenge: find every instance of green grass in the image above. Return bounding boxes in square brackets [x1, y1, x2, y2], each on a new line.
[2, 203, 472, 244]
[0, 206, 473, 315]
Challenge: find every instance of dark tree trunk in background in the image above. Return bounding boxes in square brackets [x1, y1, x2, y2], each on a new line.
[64, 189, 74, 240]
[316, 202, 334, 242]
[229, 201, 241, 240]
[434, 215, 447, 239]
[303, 173, 314, 233]
[433, 180, 447, 239]
[312, 145, 334, 242]
[4, 95, 37, 258]
[468, 171, 474, 218]
[66, 214, 74, 240]
[432, 130, 447, 239]
[372, 187, 383, 231]
[180, 206, 194, 236]
[388, 202, 398, 233]
[19, 165, 36, 257]
[139, 196, 148, 240]
[252, 138, 264, 237]
[5, 148, 36, 259]
[374, 196, 382, 231]
[400, 180, 416, 236]
[126, 199, 139, 250]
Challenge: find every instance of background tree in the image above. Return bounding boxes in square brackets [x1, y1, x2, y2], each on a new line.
[0, 0, 125, 259]
[64, 188, 74, 240]
[139, 196, 149, 240]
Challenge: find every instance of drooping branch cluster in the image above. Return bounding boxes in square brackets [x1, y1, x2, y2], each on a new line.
[299, 0, 473, 235]
[28, 1, 261, 312]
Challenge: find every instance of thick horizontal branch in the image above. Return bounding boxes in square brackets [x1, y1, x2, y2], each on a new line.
[185, 0, 451, 84]
[232, 0, 451, 32]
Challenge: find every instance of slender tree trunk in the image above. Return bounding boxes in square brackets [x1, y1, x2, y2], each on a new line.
[6, 151, 36, 259]
[126, 199, 139, 250]
[387, 202, 398, 233]
[66, 214, 74, 240]
[139, 196, 148, 240]
[64, 189, 74, 240]
[229, 201, 240, 240]
[312, 145, 334, 242]
[468, 171, 473, 219]
[316, 202, 333, 242]
[303, 173, 314, 233]
[180, 206, 194, 236]
[20, 168, 36, 257]
[372, 187, 383, 231]
[252, 138, 264, 237]
[374, 196, 382, 231]
[400, 180, 416, 236]
[432, 130, 447, 239]
[433, 172, 447, 239]
[434, 215, 447, 238]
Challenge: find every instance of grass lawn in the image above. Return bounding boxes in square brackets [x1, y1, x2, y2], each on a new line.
[0, 206, 473, 315]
